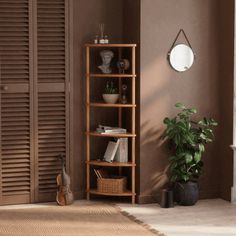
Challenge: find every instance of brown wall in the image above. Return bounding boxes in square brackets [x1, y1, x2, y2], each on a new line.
[123, 0, 141, 196]
[71, 0, 234, 202]
[72, 0, 123, 198]
[139, 0, 221, 203]
[218, 0, 234, 201]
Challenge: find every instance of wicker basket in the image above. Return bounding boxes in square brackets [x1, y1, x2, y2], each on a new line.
[97, 176, 127, 193]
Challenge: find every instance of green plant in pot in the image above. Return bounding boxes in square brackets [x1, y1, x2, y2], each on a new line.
[163, 103, 218, 206]
[102, 81, 119, 104]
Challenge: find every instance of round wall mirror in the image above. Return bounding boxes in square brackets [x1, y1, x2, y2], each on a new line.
[169, 44, 195, 72]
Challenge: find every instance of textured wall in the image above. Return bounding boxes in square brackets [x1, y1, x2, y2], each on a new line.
[72, 0, 123, 198]
[139, 0, 221, 203]
[72, 0, 234, 203]
[123, 0, 141, 196]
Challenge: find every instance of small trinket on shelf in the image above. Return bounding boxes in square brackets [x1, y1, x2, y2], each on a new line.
[94, 35, 99, 44]
[99, 23, 105, 44]
[121, 84, 128, 104]
[104, 35, 109, 44]
[99, 37, 105, 44]
[117, 59, 130, 73]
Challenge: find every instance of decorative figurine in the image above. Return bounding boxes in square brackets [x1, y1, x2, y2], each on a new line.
[98, 50, 114, 74]
[117, 59, 130, 73]
[121, 84, 128, 104]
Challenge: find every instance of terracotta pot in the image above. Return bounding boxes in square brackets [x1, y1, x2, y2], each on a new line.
[102, 94, 119, 104]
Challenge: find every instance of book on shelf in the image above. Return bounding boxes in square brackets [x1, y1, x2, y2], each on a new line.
[93, 168, 109, 179]
[96, 124, 127, 134]
[114, 138, 128, 163]
[93, 169, 101, 179]
[103, 139, 120, 163]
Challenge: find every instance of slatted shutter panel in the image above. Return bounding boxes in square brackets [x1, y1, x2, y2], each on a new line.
[35, 0, 70, 202]
[0, 0, 34, 204]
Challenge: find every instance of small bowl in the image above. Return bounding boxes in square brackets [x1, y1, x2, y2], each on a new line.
[102, 94, 119, 104]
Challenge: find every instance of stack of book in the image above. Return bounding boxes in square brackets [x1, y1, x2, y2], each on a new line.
[96, 125, 127, 134]
[103, 138, 128, 163]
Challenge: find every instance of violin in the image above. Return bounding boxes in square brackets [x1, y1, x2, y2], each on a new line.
[56, 154, 74, 206]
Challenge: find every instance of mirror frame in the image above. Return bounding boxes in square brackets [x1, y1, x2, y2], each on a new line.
[168, 44, 195, 72]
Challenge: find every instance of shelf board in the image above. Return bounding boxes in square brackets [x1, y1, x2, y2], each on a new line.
[86, 132, 136, 138]
[87, 160, 135, 167]
[89, 189, 135, 196]
[87, 74, 136, 78]
[89, 102, 136, 108]
[85, 43, 137, 48]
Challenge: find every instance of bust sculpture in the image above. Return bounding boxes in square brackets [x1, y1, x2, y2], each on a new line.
[98, 50, 114, 74]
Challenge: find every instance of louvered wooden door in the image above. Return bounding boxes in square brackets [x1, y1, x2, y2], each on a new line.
[0, 0, 71, 205]
[0, 0, 34, 204]
[35, 0, 70, 202]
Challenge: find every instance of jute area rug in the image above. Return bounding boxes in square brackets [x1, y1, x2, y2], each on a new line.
[0, 201, 164, 236]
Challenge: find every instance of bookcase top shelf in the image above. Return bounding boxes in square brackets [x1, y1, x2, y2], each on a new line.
[85, 43, 137, 48]
[89, 103, 136, 108]
[87, 160, 135, 167]
[87, 74, 136, 78]
[86, 132, 136, 138]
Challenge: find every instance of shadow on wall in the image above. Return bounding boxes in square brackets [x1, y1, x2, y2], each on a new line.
[140, 120, 170, 199]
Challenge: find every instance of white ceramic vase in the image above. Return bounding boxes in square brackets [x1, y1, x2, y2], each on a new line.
[102, 94, 119, 104]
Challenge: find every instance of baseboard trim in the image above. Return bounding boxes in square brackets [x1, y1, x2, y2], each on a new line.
[74, 190, 85, 200]
[136, 193, 161, 204]
[136, 189, 220, 204]
[199, 189, 220, 199]
[231, 186, 236, 202]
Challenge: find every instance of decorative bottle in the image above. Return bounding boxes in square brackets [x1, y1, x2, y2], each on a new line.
[94, 35, 99, 44]
[104, 35, 109, 44]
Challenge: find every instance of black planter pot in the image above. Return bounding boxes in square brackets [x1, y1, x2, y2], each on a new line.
[174, 181, 199, 206]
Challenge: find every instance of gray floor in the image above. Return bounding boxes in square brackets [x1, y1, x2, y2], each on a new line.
[119, 199, 236, 236]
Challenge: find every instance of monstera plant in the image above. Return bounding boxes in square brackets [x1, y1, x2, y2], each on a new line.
[163, 103, 218, 205]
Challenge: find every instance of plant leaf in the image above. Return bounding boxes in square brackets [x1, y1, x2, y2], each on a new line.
[175, 102, 185, 109]
[182, 174, 189, 182]
[170, 162, 178, 171]
[188, 108, 197, 114]
[198, 143, 205, 152]
[170, 175, 178, 182]
[185, 153, 193, 163]
[194, 152, 201, 163]
[169, 156, 176, 161]
[163, 117, 171, 125]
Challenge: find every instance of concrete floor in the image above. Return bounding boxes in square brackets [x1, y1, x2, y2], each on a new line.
[119, 199, 236, 236]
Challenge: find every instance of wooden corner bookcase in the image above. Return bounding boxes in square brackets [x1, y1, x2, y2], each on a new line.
[85, 43, 136, 204]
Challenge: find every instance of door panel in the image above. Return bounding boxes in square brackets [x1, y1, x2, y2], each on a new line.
[37, 89, 67, 202]
[0, 0, 33, 204]
[1, 90, 31, 205]
[35, 0, 70, 202]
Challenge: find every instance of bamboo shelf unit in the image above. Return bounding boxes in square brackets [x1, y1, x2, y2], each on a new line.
[85, 43, 137, 204]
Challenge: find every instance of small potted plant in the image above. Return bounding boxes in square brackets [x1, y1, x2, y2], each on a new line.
[163, 103, 218, 206]
[102, 81, 119, 104]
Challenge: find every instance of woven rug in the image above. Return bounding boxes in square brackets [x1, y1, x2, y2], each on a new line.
[0, 201, 164, 236]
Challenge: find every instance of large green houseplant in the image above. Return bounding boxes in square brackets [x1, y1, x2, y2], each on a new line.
[163, 103, 218, 205]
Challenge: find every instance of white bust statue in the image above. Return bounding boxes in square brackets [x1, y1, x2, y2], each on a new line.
[98, 50, 114, 74]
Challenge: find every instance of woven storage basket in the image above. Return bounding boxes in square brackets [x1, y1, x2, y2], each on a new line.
[97, 176, 127, 193]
